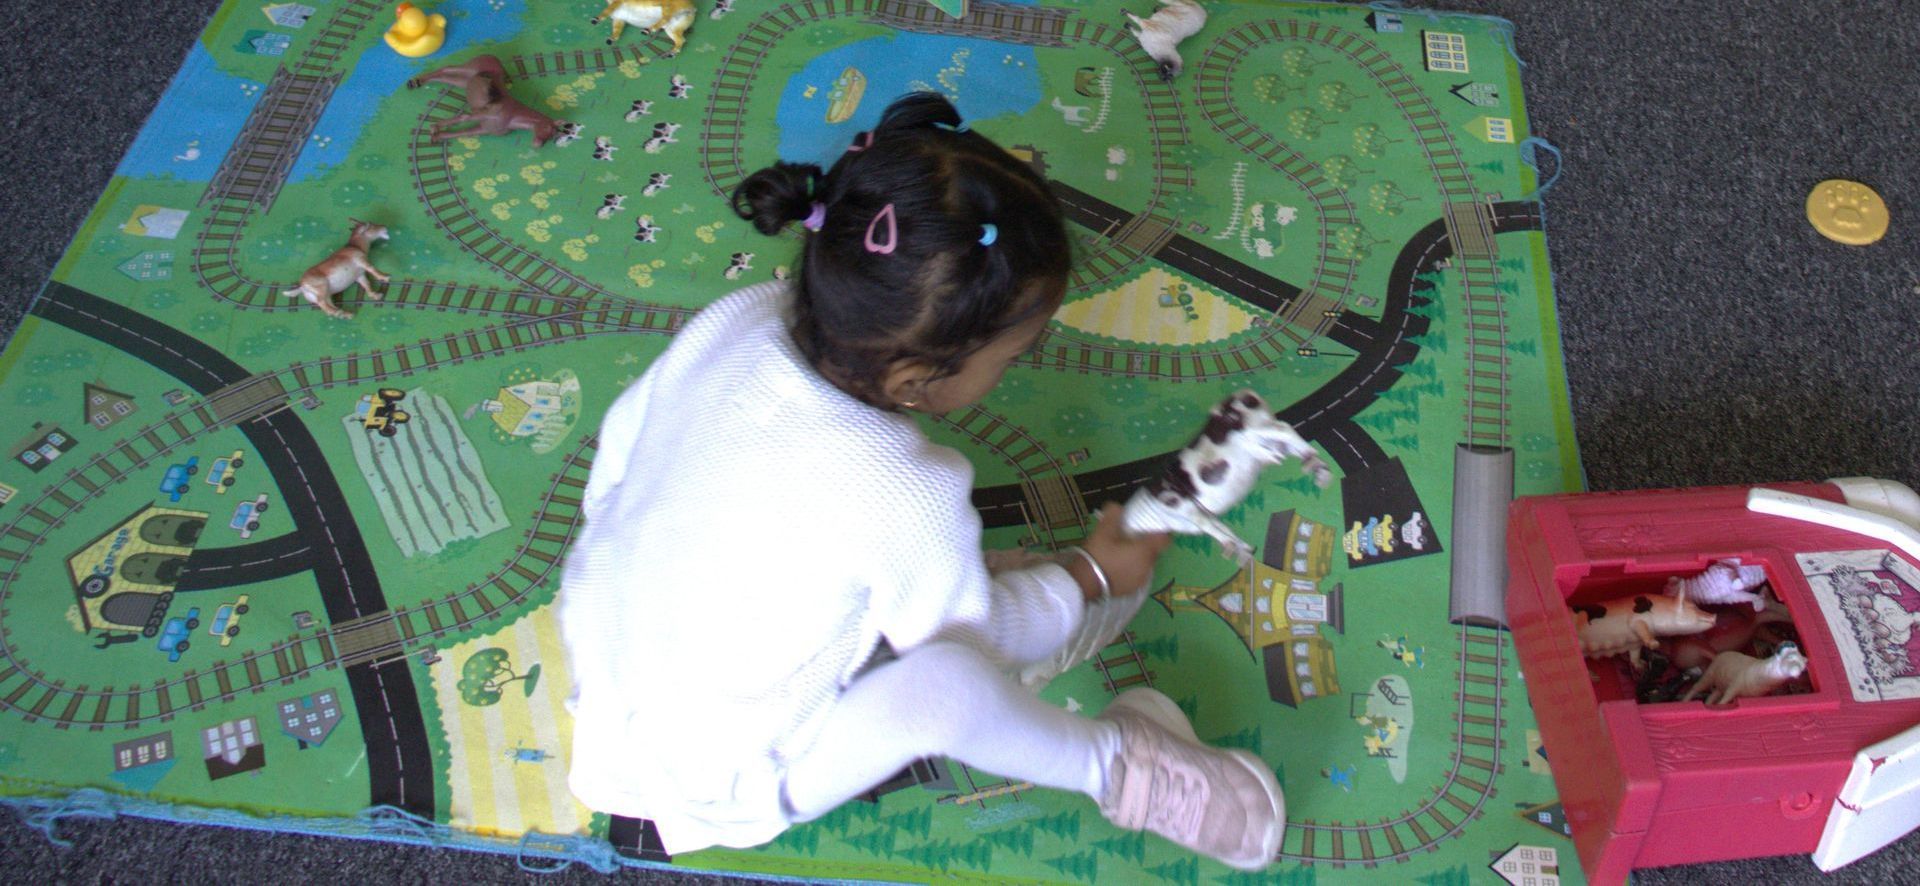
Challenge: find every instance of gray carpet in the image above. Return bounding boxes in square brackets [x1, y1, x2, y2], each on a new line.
[3, 0, 1917, 882]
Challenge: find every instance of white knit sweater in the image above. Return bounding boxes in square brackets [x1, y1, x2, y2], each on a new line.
[559, 282, 1086, 854]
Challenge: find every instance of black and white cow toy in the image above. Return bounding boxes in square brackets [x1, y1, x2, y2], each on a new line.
[1121, 389, 1332, 562]
[554, 122, 584, 147]
[624, 99, 653, 121]
[592, 136, 617, 161]
[642, 172, 672, 196]
[668, 73, 693, 99]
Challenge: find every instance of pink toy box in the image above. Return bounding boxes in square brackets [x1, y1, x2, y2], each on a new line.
[1507, 479, 1920, 883]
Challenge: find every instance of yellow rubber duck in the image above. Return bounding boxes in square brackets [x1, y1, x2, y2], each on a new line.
[384, 3, 447, 58]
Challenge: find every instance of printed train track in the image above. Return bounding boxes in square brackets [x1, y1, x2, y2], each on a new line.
[1227, 18, 1514, 449]
[0, 433, 598, 730]
[0, 300, 678, 726]
[1279, 623, 1508, 866]
[697, 1, 1191, 296]
[927, 404, 1085, 550]
[408, 92, 621, 305]
[1087, 630, 1155, 695]
[1192, 29, 1361, 338]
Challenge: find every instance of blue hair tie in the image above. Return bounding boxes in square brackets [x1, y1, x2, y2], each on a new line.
[933, 121, 970, 133]
[978, 224, 998, 246]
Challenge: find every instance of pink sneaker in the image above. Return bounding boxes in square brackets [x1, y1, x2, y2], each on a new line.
[1096, 688, 1285, 870]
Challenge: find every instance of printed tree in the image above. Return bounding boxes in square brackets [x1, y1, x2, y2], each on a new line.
[981, 825, 1035, 856]
[1396, 359, 1440, 381]
[1317, 81, 1362, 113]
[884, 805, 932, 840]
[897, 839, 958, 872]
[812, 798, 882, 836]
[1414, 269, 1448, 288]
[456, 649, 542, 706]
[1044, 850, 1099, 883]
[1507, 338, 1539, 356]
[1148, 856, 1201, 885]
[1287, 108, 1334, 140]
[771, 822, 821, 856]
[1093, 831, 1147, 863]
[951, 840, 993, 871]
[1030, 809, 1083, 841]
[1408, 330, 1448, 353]
[1416, 864, 1474, 886]
[1281, 47, 1326, 79]
[1176, 693, 1200, 721]
[1352, 123, 1404, 159]
[1211, 725, 1263, 755]
[1321, 154, 1372, 190]
[1368, 181, 1419, 216]
[1134, 633, 1180, 662]
[1273, 473, 1326, 497]
[1384, 431, 1425, 451]
[1222, 866, 1318, 885]
[1477, 160, 1507, 174]
[1499, 257, 1527, 273]
[1405, 298, 1442, 321]
[1172, 534, 1217, 556]
[1253, 72, 1304, 105]
[843, 827, 897, 858]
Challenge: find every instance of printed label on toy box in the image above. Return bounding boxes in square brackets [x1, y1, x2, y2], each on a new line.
[1797, 549, 1920, 702]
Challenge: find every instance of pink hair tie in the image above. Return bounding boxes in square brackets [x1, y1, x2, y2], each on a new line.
[802, 202, 827, 232]
[864, 203, 898, 254]
[846, 131, 874, 153]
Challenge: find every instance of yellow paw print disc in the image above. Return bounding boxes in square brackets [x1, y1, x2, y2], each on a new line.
[1807, 179, 1890, 245]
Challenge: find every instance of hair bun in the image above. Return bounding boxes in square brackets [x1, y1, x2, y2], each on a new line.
[731, 162, 823, 235]
[873, 92, 966, 138]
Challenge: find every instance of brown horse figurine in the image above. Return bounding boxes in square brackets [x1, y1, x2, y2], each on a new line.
[284, 220, 390, 320]
[407, 54, 558, 147]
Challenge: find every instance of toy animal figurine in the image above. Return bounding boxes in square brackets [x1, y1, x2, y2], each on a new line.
[1682, 643, 1809, 704]
[1121, 390, 1332, 563]
[590, 0, 697, 54]
[1668, 558, 1771, 610]
[283, 220, 390, 320]
[1126, 0, 1208, 82]
[1574, 593, 1717, 667]
[406, 55, 559, 147]
[383, 3, 447, 58]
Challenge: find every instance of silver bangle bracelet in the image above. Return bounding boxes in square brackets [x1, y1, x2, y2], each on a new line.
[1065, 545, 1111, 602]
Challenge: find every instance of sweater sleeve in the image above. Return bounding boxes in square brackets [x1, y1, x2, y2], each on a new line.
[870, 455, 1087, 669]
[581, 366, 659, 520]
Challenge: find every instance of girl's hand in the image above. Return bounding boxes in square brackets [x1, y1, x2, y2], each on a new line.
[1068, 503, 1171, 602]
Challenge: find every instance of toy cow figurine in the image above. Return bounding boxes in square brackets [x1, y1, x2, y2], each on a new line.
[407, 55, 559, 147]
[1122, 390, 1333, 563]
[1682, 643, 1809, 704]
[283, 220, 390, 320]
[1668, 557, 1771, 610]
[591, 0, 697, 54]
[1575, 593, 1717, 667]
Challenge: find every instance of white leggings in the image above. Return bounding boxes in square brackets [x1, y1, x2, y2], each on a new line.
[781, 642, 1121, 821]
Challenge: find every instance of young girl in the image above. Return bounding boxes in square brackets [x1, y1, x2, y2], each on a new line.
[559, 94, 1284, 871]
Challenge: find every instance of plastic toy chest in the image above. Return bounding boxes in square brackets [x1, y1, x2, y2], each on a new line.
[1507, 482, 1920, 883]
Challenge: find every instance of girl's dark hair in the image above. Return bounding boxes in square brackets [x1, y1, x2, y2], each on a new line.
[731, 93, 1071, 408]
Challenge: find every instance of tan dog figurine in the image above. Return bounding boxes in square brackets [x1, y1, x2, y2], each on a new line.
[284, 220, 390, 320]
[590, 0, 697, 54]
[1575, 593, 1717, 667]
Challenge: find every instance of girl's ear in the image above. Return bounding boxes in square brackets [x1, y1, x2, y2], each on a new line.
[881, 359, 935, 409]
